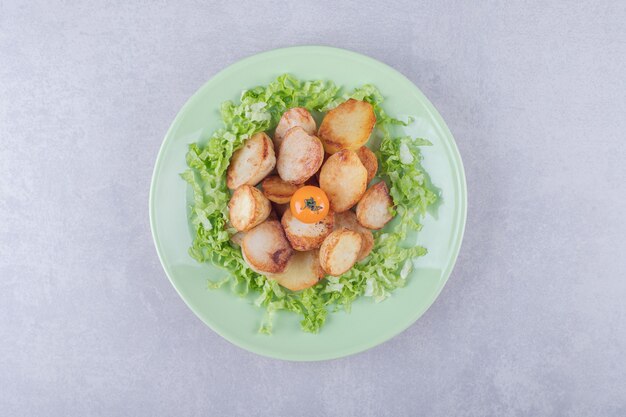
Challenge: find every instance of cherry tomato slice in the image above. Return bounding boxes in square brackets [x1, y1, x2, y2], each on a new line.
[290, 186, 330, 224]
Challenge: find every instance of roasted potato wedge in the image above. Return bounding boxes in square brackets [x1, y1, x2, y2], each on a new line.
[267, 249, 325, 291]
[319, 228, 362, 276]
[276, 127, 324, 184]
[356, 146, 378, 184]
[226, 132, 276, 190]
[318, 99, 376, 154]
[242, 220, 293, 274]
[334, 211, 374, 261]
[356, 181, 394, 229]
[273, 107, 316, 152]
[228, 185, 272, 232]
[281, 208, 334, 251]
[261, 175, 300, 204]
[319, 149, 368, 212]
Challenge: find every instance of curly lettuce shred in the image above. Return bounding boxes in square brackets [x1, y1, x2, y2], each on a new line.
[181, 74, 437, 334]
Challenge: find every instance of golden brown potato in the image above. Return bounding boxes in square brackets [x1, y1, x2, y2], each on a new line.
[273, 107, 316, 152]
[226, 132, 276, 190]
[356, 146, 378, 184]
[273, 202, 289, 217]
[281, 208, 334, 251]
[228, 185, 272, 232]
[318, 99, 376, 154]
[242, 220, 293, 274]
[267, 249, 325, 291]
[261, 175, 300, 204]
[276, 127, 324, 184]
[356, 181, 394, 229]
[319, 228, 362, 276]
[334, 211, 374, 261]
[319, 149, 368, 212]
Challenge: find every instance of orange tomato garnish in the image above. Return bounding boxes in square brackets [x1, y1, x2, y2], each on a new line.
[290, 186, 330, 224]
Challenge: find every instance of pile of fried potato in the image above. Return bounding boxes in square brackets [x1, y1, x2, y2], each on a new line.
[226, 99, 394, 291]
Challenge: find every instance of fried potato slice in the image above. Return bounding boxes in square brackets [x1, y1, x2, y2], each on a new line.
[334, 211, 374, 261]
[242, 220, 293, 274]
[273, 107, 316, 152]
[261, 175, 300, 204]
[281, 208, 334, 251]
[356, 146, 378, 184]
[276, 127, 324, 184]
[226, 132, 276, 190]
[267, 249, 325, 291]
[356, 181, 394, 230]
[228, 185, 272, 232]
[319, 149, 367, 212]
[318, 99, 376, 154]
[319, 228, 362, 276]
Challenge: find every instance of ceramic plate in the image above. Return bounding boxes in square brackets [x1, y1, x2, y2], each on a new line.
[150, 46, 466, 361]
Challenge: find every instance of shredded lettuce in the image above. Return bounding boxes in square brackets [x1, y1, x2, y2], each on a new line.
[181, 74, 437, 333]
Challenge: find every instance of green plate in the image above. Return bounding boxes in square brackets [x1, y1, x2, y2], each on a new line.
[150, 46, 467, 361]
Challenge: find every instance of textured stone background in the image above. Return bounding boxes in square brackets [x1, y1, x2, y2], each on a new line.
[1, 1, 625, 416]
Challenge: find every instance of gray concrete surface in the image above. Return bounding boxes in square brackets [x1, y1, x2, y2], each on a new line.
[1, 1, 625, 416]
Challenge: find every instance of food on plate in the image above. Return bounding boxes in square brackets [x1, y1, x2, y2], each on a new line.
[182, 74, 437, 334]
[261, 175, 300, 204]
[242, 220, 293, 274]
[267, 249, 325, 291]
[273, 107, 316, 152]
[356, 146, 378, 184]
[319, 228, 363, 276]
[276, 127, 324, 184]
[356, 181, 394, 229]
[318, 149, 368, 212]
[228, 185, 272, 232]
[272, 202, 289, 217]
[289, 185, 329, 224]
[318, 99, 376, 154]
[334, 211, 374, 261]
[226, 132, 276, 189]
[281, 207, 334, 251]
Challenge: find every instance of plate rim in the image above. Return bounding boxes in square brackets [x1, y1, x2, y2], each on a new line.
[149, 45, 467, 361]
